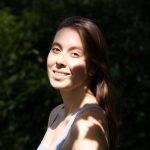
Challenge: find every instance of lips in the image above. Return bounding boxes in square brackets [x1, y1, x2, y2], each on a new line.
[53, 70, 70, 76]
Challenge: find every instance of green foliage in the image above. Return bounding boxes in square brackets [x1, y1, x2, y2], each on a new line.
[0, 0, 149, 149]
[0, 7, 60, 150]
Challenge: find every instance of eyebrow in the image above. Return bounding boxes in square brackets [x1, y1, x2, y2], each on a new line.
[51, 42, 62, 49]
[52, 42, 83, 52]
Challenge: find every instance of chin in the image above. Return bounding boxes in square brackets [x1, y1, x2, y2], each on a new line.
[52, 86, 71, 91]
[50, 82, 70, 90]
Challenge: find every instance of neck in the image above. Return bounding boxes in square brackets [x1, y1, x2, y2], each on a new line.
[59, 86, 98, 116]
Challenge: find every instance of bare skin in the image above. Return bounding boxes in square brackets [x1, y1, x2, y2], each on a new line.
[41, 93, 109, 150]
[40, 28, 109, 149]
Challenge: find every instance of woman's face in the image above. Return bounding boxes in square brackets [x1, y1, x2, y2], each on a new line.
[47, 27, 90, 92]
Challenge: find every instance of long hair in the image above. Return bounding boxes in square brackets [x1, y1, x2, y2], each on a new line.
[56, 16, 117, 150]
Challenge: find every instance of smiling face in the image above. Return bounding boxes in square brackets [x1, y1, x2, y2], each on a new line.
[47, 27, 90, 92]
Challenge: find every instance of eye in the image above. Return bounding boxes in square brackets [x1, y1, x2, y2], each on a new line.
[51, 47, 61, 54]
[71, 52, 80, 58]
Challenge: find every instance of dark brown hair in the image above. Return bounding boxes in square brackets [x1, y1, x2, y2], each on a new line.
[56, 16, 117, 150]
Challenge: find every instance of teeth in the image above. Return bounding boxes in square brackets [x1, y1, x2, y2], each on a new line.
[54, 71, 67, 75]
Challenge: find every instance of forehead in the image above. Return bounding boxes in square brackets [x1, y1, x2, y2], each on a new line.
[53, 27, 83, 48]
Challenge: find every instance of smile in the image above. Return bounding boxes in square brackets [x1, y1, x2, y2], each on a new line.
[53, 70, 70, 76]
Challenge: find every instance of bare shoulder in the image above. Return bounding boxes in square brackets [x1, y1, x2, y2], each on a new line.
[63, 107, 109, 150]
[76, 107, 108, 135]
[48, 103, 64, 126]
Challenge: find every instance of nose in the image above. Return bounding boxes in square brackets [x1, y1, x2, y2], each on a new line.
[56, 51, 66, 68]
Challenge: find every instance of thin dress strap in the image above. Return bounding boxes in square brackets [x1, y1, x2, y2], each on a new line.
[54, 104, 102, 150]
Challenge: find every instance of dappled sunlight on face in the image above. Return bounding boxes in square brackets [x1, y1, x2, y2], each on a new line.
[47, 27, 90, 91]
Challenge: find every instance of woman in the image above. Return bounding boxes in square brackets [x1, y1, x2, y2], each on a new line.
[37, 16, 117, 150]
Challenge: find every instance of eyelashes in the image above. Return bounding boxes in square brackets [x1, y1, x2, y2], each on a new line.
[70, 52, 80, 58]
[51, 47, 82, 58]
[51, 47, 61, 54]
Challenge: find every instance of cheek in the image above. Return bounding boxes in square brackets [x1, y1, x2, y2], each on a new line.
[70, 61, 88, 77]
[47, 52, 54, 67]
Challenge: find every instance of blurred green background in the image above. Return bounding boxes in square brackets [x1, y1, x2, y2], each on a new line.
[0, 0, 149, 149]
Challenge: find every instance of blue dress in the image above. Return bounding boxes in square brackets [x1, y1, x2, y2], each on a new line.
[37, 104, 102, 150]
